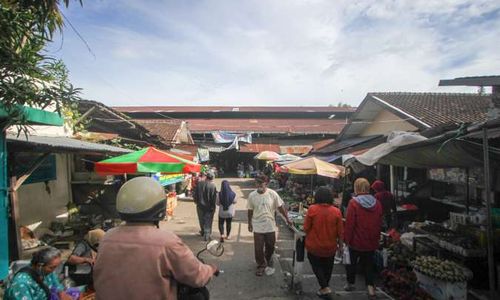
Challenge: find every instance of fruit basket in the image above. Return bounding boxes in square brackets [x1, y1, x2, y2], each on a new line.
[412, 256, 472, 300]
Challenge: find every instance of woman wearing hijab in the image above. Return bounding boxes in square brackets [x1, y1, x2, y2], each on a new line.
[217, 180, 237, 242]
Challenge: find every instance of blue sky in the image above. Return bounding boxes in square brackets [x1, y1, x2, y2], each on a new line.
[49, 0, 500, 106]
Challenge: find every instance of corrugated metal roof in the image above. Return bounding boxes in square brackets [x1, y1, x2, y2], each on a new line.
[114, 106, 355, 113]
[279, 145, 312, 154]
[185, 118, 346, 134]
[7, 134, 132, 154]
[239, 143, 281, 153]
[314, 135, 382, 154]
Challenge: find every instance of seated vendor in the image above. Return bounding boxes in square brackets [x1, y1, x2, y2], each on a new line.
[66, 229, 105, 285]
[4, 247, 71, 300]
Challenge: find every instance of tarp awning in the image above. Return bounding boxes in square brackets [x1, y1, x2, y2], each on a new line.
[356, 132, 427, 166]
[361, 124, 500, 168]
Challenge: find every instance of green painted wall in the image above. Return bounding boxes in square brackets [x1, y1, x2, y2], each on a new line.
[0, 132, 9, 279]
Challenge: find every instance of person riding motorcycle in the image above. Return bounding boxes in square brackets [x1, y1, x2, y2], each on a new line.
[93, 177, 218, 300]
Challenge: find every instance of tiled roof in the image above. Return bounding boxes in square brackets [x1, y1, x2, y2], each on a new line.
[134, 119, 182, 143]
[370, 92, 491, 128]
[114, 106, 355, 113]
[184, 118, 347, 134]
[172, 144, 199, 156]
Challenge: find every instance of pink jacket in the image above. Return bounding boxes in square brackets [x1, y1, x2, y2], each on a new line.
[94, 225, 213, 300]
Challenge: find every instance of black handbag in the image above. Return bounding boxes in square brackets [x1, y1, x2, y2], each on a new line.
[177, 283, 210, 300]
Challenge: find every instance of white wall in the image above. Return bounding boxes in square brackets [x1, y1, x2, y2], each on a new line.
[17, 153, 71, 229]
[360, 109, 418, 137]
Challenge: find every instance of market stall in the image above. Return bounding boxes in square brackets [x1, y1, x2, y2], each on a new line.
[351, 123, 500, 298]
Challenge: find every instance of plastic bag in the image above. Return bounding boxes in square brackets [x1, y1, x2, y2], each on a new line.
[342, 247, 351, 265]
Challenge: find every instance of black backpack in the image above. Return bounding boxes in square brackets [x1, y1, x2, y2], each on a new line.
[177, 283, 210, 300]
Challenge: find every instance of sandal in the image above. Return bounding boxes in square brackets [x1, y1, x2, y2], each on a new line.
[316, 290, 332, 299]
[255, 268, 265, 276]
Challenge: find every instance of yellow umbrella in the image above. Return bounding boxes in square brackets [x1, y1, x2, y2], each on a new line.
[280, 157, 344, 179]
[254, 151, 281, 161]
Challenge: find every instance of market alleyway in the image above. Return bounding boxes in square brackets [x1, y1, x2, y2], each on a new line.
[161, 178, 392, 300]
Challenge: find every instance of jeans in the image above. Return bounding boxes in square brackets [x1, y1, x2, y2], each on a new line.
[196, 206, 214, 239]
[253, 232, 276, 269]
[307, 252, 335, 289]
[345, 248, 375, 286]
[218, 217, 232, 237]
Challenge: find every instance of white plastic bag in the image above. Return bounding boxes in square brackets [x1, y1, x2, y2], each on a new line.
[342, 247, 351, 265]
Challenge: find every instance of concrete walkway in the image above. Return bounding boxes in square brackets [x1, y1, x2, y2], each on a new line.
[161, 178, 392, 300]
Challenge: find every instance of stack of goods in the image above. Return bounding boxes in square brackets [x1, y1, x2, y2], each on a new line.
[412, 256, 470, 283]
[381, 269, 432, 300]
[416, 223, 485, 257]
[387, 242, 415, 268]
[412, 256, 471, 300]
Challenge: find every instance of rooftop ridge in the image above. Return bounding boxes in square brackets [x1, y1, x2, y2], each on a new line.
[368, 92, 491, 96]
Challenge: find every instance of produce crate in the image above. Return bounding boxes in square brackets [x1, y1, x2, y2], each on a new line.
[415, 270, 467, 300]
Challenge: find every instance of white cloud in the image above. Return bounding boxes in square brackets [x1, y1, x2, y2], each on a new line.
[51, 0, 500, 106]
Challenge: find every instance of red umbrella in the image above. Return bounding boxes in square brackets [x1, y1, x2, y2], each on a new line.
[95, 147, 201, 175]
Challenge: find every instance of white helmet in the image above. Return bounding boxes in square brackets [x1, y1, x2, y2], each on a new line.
[116, 177, 166, 222]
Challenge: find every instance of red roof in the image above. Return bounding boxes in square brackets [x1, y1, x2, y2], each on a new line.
[279, 145, 312, 154]
[184, 118, 346, 134]
[239, 143, 281, 153]
[114, 106, 355, 113]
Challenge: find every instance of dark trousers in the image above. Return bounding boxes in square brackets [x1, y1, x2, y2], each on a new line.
[196, 206, 214, 238]
[254, 232, 276, 269]
[218, 217, 232, 236]
[307, 252, 335, 289]
[345, 248, 375, 286]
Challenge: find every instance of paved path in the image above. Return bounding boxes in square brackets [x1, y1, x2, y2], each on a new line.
[161, 178, 392, 300]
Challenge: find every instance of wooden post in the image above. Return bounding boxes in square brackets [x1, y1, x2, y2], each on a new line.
[483, 128, 496, 296]
[9, 177, 22, 260]
[465, 168, 470, 214]
[9, 153, 50, 260]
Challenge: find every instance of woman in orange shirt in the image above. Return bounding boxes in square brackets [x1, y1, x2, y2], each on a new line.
[304, 187, 344, 299]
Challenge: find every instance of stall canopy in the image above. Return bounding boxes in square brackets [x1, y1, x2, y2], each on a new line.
[280, 157, 345, 178]
[355, 132, 427, 166]
[276, 153, 301, 163]
[356, 121, 500, 169]
[95, 146, 201, 174]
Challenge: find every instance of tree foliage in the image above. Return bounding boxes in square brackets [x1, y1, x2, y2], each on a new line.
[0, 0, 83, 128]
